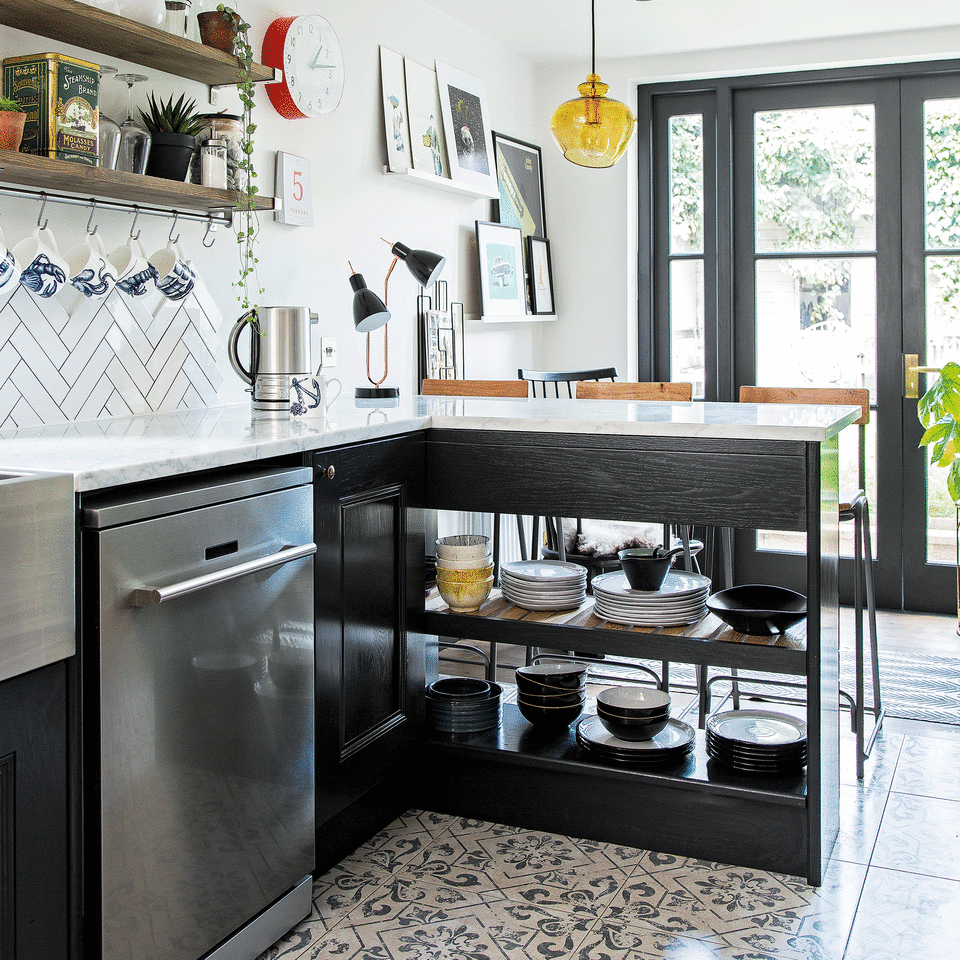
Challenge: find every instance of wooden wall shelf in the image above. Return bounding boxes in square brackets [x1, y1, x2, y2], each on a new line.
[0, 0, 275, 87]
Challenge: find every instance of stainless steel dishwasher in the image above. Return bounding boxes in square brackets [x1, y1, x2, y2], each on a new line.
[81, 466, 316, 960]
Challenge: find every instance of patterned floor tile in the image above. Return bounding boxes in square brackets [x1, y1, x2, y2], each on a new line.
[291, 877, 596, 959]
[871, 792, 960, 880]
[605, 856, 864, 960]
[833, 783, 888, 864]
[337, 810, 454, 876]
[890, 735, 960, 802]
[839, 728, 902, 792]
[399, 818, 637, 918]
[574, 920, 757, 960]
[844, 866, 960, 960]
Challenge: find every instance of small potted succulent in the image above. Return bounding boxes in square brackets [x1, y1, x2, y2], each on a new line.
[0, 95, 26, 151]
[140, 91, 207, 181]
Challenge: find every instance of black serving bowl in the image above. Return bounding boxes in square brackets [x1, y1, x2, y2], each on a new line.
[596, 686, 671, 718]
[516, 697, 585, 727]
[515, 662, 588, 692]
[706, 584, 807, 635]
[517, 689, 586, 709]
[596, 708, 670, 741]
[428, 677, 492, 700]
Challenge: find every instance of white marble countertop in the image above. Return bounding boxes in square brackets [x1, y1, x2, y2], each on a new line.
[0, 396, 860, 492]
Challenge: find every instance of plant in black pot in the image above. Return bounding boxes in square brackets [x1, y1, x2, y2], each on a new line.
[140, 92, 207, 181]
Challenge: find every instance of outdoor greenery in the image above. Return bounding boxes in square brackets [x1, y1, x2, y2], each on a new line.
[919, 362, 960, 503]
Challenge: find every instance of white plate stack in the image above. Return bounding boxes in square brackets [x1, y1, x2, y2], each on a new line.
[591, 570, 711, 626]
[500, 560, 587, 611]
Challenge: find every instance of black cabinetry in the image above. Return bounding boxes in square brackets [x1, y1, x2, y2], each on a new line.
[312, 434, 426, 870]
[0, 663, 69, 960]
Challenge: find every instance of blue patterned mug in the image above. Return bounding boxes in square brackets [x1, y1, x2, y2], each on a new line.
[65, 230, 118, 299]
[0, 226, 21, 302]
[109, 237, 157, 298]
[12, 225, 69, 299]
[148, 239, 197, 301]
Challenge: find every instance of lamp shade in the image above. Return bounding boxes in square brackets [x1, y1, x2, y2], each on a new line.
[350, 271, 391, 333]
[551, 74, 636, 168]
[390, 241, 446, 288]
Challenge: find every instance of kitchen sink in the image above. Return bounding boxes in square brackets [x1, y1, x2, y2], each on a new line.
[0, 471, 74, 683]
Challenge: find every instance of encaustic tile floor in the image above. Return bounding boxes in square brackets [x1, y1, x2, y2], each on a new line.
[257, 719, 960, 960]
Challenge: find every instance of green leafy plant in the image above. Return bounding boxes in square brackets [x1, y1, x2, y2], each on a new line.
[217, 4, 262, 313]
[918, 361, 960, 501]
[139, 92, 207, 137]
[0, 95, 22, 112]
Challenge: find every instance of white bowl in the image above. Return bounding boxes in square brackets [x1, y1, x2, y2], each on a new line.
[436, 554, 493, 571]
[436, 535, 491, 561]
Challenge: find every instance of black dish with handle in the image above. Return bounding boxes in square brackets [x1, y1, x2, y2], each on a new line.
[706, 584, 807, 635]
[617, 545, 686, 591]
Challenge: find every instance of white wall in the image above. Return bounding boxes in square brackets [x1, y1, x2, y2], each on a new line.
[537, 23, 960, 380]
[0, 0, 546, 415]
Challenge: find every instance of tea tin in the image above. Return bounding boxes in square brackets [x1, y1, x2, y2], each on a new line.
[2, 52, 99, 165]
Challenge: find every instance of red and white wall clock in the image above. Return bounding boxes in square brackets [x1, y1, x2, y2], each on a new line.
[262, 14, 345, 120]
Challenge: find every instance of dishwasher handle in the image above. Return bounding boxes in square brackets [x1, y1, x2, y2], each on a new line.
[128, 542, 317, 607]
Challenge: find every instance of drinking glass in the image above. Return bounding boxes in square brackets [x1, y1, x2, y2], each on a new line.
[115, 73, 151, 175]
[97, 65, 122, 170]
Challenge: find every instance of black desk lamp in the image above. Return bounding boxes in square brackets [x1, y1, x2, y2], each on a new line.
[350, 239, 446, 400]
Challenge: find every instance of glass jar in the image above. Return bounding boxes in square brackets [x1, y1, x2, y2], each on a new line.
[200, 138, 228, 189]
[163, 0, 192, 39]
[190, 113, 242, 188]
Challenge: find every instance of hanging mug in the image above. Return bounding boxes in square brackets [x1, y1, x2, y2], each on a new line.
[13, 225, 69, 298]
[0, 226, 22, 303]
[109, 236, 157, 298]
[148, 238, 197, 301]
[289, 375, 342, 418]
[66, 230, 118, 299]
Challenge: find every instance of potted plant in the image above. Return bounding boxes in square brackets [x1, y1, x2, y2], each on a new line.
[214, 4, 262, 312]
[140, 92, 207, 181]
[0, 94, 26, 151]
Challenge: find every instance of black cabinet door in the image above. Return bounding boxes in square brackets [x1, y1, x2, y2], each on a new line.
[312, 434, 425, 866]
[0, 662, 69, 960]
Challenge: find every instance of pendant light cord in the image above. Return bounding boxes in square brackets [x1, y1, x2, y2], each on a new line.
[591, 0, 596, 75]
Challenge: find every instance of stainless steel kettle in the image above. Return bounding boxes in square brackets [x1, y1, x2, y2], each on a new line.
[228, 306, 319, 411]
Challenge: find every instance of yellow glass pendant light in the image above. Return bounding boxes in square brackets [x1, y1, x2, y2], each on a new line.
[550, 0, 637, 168]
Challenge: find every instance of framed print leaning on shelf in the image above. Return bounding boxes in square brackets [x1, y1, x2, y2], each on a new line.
[404, 57, 450, 177]
[493, 132, 546, 239]
[527, 235, 555, 315]
[380, 47, 411, 172]
[476, 220, 527, 320]
[435, 61, 497, 194]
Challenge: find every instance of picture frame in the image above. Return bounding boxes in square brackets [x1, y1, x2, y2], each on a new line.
[476, 220, 527, 320]
[404, 57, 450, 178]
[527, 236, 555, 315]
[379, 47, 411, 172]
[435, 61, 497, 194]
[493, 132, 547, 240]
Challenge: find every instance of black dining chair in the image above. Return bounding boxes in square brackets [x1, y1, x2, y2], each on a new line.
[519, 367, 618, 398]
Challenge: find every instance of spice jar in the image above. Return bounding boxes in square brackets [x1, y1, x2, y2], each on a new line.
[200, 137, 228, 189]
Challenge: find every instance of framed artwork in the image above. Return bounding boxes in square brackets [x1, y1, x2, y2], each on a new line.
[493, 132, 546, 239]
[527, 236, 555, 315]
[380, 47, 411, 172]
[422, 305, 465, 380]
[476, 220, 527, 320]
[274, 152, 314, 226]
[435, 61, 497, 194]
[404, 57, 450, 178]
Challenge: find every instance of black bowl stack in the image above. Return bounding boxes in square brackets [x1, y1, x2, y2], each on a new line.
[595, 686, 671, 741]
[515, 662, 587, 727]
[705, 709, 807, 773]
[426, 676, 502, 734]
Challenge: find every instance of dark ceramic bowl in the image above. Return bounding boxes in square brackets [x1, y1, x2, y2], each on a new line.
[515, 662, 588, 691]
[596, 686, 671, 717]
[428, 677, 493, 701]
[517, 689, 586, 709]
[516, 697, 585, 727]
[706, 584, 807, 635]
[596, 709, 670, 741]
[617, 545, 686, 591]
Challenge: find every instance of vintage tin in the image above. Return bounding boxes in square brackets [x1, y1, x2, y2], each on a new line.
[2, 53, 99, 165]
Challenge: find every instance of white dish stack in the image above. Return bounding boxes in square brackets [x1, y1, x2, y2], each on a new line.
[500, 560, 587, 610]
[592, 570, 711, 626]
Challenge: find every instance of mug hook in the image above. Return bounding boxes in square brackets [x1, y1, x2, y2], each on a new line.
[128, 207, 141, 242]
[36, 193, 49, 231]
[86, 200, 99, 236]
[168, 212, 180, 245]
[201, 219, 217, 248]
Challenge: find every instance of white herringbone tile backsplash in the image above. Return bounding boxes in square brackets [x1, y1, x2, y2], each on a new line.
[0, 279, 226, 428]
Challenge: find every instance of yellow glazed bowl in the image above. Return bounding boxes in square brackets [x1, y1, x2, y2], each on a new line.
[435, 563, 494, 583]
[436, 574, 494, 612]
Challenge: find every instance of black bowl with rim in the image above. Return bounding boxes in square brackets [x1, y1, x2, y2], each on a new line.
[706, 584, 807, 635]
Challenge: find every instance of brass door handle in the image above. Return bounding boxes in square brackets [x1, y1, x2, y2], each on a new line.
[904, 353, 943, 399]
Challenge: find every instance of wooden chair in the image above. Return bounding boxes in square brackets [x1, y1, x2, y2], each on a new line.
[422, 378, 529, 681]
[519, 367, 618, 398]
[422, 378, 528, 398]
[576, 380, 692, 402]
[736, 385, 883, 779]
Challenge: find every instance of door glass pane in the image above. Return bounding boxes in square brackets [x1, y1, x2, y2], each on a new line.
[669, 114, 703, 254]
[924, 99, 960, 249]
[755, 105, 876, 253]
[670, 259, 704, 398]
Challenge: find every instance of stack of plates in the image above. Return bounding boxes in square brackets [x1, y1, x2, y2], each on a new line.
[576, 715, 695, 766]
[500, 560, 587, 611]
[426, 677, 502, 734]
[705, 709, 807, 774]
[592, 570, 711, 626]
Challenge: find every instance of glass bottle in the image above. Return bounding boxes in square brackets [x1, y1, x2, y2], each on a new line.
[163, 0, 192, 39]
[200, 138, 227, 189]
